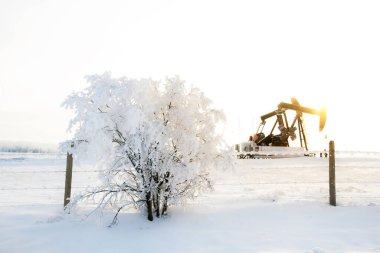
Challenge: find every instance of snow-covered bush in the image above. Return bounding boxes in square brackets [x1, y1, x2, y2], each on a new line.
[62, 73, 232, 223]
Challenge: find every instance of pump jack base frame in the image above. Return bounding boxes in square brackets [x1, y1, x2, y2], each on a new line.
[236, 143, 316, 159]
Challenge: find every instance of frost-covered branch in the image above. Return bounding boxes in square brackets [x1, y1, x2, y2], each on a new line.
[62, 73, 233, 223]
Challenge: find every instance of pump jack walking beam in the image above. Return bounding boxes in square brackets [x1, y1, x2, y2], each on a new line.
[278, 102, 327, 131]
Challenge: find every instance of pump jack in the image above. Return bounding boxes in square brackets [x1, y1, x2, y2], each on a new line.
[237, 98, 327, 158]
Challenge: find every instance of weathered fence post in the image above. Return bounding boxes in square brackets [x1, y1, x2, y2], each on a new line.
[329, 140, 336, 206]
[64, 151, 73, 208]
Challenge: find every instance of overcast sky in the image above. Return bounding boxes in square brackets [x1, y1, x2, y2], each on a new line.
[1, 0, 380, 151]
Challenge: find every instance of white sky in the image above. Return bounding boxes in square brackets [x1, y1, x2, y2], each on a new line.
[1, 0, 380, 151]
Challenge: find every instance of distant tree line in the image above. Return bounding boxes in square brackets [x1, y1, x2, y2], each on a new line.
[0, 142, 57, 153]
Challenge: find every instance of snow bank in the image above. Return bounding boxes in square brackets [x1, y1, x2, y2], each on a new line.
[0, 202, 379, 253]
[0, 152, 380, 252]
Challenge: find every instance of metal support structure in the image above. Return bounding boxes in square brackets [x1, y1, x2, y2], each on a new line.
[297, 119, 303, 148]
[269, 119, 278, 136]
[298, 116, 308, 150]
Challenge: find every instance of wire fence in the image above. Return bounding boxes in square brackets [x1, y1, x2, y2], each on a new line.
[0, 153, 379, 207]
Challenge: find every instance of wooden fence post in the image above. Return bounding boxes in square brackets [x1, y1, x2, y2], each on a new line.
[64, 152, 73, 208]
[329, 140, 336, 206]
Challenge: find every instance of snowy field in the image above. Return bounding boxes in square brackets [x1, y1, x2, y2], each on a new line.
[1, 152, 380, 252]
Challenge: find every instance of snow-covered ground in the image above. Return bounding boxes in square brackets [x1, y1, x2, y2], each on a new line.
[1, 152, 380, 252]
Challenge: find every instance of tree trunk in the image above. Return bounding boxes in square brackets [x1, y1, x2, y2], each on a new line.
[146, 192, 153, 221]
[162, 196, 168, 216]
[161, 172, 170, 216]
[155, 190, 161, 218]
[153, 194, 158, 215]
